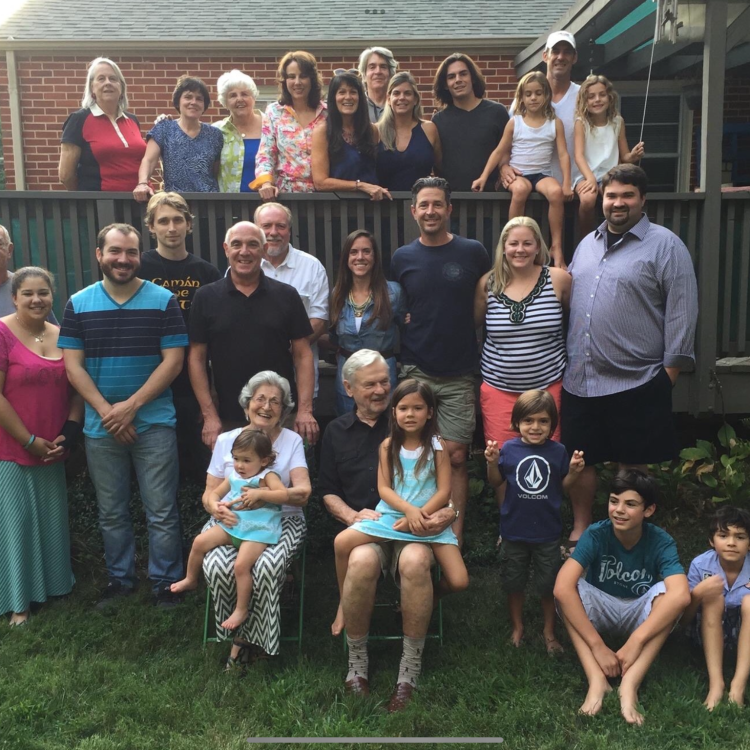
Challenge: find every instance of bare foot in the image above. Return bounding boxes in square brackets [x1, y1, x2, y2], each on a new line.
[543, 634, 564, 655]
[170, 578, 198, 594]
[9, 611, 29, 626]
[704, 683, 725, 711]
[221, 609, 249, 630]
[510, 627, 524, 647]
[331, 604, 345, 636]
[579, 679, 612, 716]
[728, 683, 745, 707]
[619, 687, 645, 725]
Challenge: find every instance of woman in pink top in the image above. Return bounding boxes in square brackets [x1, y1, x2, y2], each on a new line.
[251, 51, 327, 198]
[0, 268, 83, 626]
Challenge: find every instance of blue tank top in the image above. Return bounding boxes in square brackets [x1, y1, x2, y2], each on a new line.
[330, 140, 378, 183]
[377, 122, 435, 191]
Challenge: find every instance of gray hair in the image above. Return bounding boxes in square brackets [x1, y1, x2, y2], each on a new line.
[254, 202, 293, 230]
[224, 221, 266, 246]
[238, 370, 295, 421]
[0, 224, 10, 247]
[81, 57, 128, 111]
[217, 69, 259, 108]
[342, 349, 388, 386]
[358, 47, 399, 84]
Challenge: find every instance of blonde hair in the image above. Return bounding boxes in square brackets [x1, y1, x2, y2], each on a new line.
[513, 71, 554, 120]
[487, 217, 549, 297]
[575, 75, 619, 129]
[377, 72, 423, 152]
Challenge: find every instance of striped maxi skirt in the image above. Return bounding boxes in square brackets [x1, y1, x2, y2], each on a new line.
[0, 460, 75, 616]
[202, 514, 306, 655]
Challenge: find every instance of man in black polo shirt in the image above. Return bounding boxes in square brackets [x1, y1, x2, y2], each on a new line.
[188, 221, 318, 449]
[319, 349, 455, 712]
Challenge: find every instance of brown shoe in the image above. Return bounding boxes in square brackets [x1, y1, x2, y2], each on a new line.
[387, 681, 415, 713]
[344, 675, 370, 696]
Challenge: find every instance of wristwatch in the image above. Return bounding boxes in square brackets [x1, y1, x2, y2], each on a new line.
[448, 500, 459, 520]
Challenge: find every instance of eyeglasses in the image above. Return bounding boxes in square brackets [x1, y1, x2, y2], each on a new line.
[251, 395, 282, 409]
[334, 68, 360, 77]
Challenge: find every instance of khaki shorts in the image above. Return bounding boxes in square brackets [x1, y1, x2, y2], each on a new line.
[368, 540, 435, 586]
[400, 365, 475, 445]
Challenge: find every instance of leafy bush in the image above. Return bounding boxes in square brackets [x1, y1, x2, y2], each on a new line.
[679, 422, 750, 506]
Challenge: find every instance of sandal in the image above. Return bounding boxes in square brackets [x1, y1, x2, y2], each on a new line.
[560, 539, 578, 561]
[543, 635, 565, 656]
[224, 639, 254, 672]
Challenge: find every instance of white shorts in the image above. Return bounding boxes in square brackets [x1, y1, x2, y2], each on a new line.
[575, 578, 667, 636]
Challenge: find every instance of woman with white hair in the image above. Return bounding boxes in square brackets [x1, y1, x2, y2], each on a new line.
[201, 370, 311, 668]
[213, 70, 264, 192]
[59, 57, 146, 191]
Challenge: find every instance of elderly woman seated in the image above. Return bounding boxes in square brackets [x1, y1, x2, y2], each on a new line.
[201, 371, 310, 668]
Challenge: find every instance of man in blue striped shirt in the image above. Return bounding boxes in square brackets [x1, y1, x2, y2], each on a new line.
[561, 165, 698, 549]
[60, 223, 188, 609]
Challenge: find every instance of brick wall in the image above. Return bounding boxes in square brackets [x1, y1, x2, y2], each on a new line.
[0, 52, 519, 190]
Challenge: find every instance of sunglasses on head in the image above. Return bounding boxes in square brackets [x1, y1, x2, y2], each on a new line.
[334, 68, 360, 77]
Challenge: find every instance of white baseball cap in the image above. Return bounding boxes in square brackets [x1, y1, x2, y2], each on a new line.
[546, 31, 577, 51]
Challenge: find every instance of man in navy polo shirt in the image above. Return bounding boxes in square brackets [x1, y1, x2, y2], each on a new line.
[188, 221, 317, 449]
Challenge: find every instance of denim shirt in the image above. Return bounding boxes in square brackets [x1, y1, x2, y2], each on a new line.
[330, 280, 404, 354]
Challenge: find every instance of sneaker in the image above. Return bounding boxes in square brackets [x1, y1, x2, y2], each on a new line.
[154, 584, 184, 609]
[95, 581, 134, 611]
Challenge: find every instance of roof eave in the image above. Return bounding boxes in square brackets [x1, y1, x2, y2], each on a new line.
[0, 36, 536, 55]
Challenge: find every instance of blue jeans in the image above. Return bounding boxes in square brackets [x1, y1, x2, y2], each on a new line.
[85, 425, 183, 592]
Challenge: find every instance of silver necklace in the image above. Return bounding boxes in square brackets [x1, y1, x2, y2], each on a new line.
[16, 314, 45, 343]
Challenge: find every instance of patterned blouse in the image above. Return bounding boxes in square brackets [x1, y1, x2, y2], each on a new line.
[147, 119, 223, 193]
[252, 101, 327, 193]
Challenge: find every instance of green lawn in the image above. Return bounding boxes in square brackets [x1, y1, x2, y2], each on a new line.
[3, 474, 750, 750]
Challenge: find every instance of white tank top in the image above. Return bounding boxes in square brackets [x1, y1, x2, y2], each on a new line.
[577, 116, 622, 183]
[550, 81, 581, 184]
[509, 115, 556, 176]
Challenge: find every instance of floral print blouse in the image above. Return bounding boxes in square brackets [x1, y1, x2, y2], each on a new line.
[252, 101, 327, 193]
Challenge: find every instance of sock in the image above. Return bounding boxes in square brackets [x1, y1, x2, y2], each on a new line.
[346, 633, 369, 682]
[397, 635, 426, 687]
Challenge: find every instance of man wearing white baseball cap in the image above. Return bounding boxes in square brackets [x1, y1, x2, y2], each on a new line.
[503, 30, 581, 195]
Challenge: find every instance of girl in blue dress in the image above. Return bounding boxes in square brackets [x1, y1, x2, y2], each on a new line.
[333, 380, 469, 629]
[171, 430, 288, 630]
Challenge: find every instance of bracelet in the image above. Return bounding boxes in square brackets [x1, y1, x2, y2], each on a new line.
[356, 179, 361, 190]
[136, 182, 150, 187]
[23, 434, 35, 449]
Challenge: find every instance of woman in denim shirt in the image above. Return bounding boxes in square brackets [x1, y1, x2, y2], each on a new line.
[329, 229, 403, 415]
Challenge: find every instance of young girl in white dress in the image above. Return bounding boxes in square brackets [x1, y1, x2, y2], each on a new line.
[573, 75, 645, 236]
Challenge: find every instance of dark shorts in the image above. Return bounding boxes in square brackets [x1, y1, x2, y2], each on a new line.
[499, 539, 561, 596]
[561, 368, 676, 466]
[524, 172, 553, 191]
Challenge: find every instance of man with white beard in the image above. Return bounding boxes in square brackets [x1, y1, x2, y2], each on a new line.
[254, 202, 329, 400]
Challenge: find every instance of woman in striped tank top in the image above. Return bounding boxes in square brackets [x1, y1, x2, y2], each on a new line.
[474, 217, 571, 472]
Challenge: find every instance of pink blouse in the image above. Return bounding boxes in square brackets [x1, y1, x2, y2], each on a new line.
[0, 322, 70, 466]
[253, 101, 327, 193]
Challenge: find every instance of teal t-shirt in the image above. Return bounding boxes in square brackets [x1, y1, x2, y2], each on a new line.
[571, 519, 684, 598]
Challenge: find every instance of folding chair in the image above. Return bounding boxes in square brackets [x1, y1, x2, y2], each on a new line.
[203, 543, 306, 657]
[344, 565, 444, 647]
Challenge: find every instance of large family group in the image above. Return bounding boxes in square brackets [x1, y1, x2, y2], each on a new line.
[2, 28, 744, 729]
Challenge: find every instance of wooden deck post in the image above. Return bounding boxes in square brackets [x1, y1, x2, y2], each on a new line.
[694, 0, 728, 415]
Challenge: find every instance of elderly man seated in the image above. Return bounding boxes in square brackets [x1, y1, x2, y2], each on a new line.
[318, 349, 457, 712]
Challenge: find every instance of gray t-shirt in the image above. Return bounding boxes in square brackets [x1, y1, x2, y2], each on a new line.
[0, 272, 59, 323]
